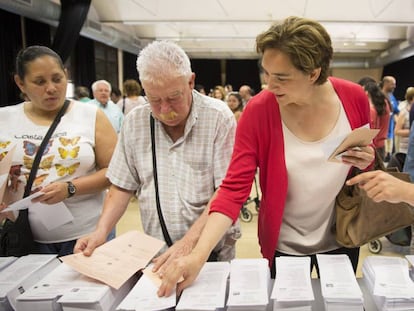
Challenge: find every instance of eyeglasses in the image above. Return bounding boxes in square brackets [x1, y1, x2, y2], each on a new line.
[145, 90, 184, 107]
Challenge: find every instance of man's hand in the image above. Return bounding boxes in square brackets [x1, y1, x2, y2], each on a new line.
[73, 229, 107, 256]
[152, 237, 194, 276]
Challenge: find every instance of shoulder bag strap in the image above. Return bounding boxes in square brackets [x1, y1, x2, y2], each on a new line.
[24, 100, 70, 198]
[150, 114, 173, 246]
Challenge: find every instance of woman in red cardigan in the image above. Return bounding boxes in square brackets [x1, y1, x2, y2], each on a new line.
[158, 16, 375, 296]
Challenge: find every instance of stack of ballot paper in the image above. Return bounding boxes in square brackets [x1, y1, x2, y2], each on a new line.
[363, 255, 414, 311]
[0, 257, 17, 271]
[116, 268, 176, 311]
[0, 254, 60, 311]
[316, 254, 364, 311]
[176, 261, 230, 311]
[226, 258, 270, 311]
[16, 262, 137, 311]
[271, 256, 314, 311]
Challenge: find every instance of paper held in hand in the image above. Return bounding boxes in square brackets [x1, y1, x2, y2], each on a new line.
[328, 127, 379, 162]
[60, 230, 165, 289]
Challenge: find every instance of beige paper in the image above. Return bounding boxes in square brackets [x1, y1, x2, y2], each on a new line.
[61, 230, 165, 289]
[328, 127, 379, 162]
[0, 145, 15, 203]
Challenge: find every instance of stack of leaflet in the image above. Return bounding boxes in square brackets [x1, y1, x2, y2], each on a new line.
[0, 254, 60, 311]
[271, 256, 314, 310]
[0, 257, 17, 271]
[362, 255, 414, 310]
[16, 262, 137, 311]
[176, 261, 230, 311]
[226, 258, 270, 311]
[116, 267, 176, 311]
[316, 254, 364, 311]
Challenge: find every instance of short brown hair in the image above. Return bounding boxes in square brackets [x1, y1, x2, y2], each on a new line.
[256, 16, 333, 85]
[123, 79, 142, 97]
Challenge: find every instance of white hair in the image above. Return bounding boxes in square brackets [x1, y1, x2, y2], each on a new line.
[91, 79, 111, 92]
[136, 41, 192, 85]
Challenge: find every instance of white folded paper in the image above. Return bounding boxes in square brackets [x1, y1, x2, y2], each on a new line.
[271, 256, 314, 310]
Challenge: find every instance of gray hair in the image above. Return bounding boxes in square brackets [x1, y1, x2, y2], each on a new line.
[136, 41, 192, 85]
[91, 80, 111, 92]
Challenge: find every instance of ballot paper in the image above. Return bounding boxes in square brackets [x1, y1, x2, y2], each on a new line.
[363, 255, 414, 310]
[176, 261, 230, 311]
[326, 125, 379, 162]
[316, 254, 363, 311]
[0, 257, 17, 272]
[15, 262, 138, 311]
[271, 256, 314, 310]
[0, 254, 60, 311]
[116, 273, 176, 311]
[61, 230, 165, 289]
[226, 258, 270, 311]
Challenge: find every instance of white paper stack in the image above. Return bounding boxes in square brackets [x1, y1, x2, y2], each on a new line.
[0, 254, 60, 311]
[176, 261, 230, 311]
[16, 262, 137, 311]
[116, 273, 176, 311]
[316, 254, 363, 311]
[0, 257, 17, 271]
[226, 258, 270, 311]
[271, 256, 314, 311]
[363, 255, 414, 311]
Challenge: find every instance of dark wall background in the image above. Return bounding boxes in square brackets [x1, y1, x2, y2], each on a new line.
[191, 59, 222, 93]
[0, 9, 22, 106]
[383, 55, 414, 101]
[226, 59, 261, 95]
[123, 51, 140, 82]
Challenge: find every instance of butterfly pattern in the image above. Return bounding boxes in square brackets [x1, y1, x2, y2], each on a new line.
[23, 140, 53, 156]
[59, 136, 80, 146]
[0, 141, 11, 149]
[0, 151, 8, 161]
[0, 140, 11, 161]
[55, 163, 80, 177]
[23, 155, 55, 170]
[58, 146, 80, 159]
[23, 173, 49, 187]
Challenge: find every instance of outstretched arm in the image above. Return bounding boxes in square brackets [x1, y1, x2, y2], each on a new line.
[157, 211, 233, 297]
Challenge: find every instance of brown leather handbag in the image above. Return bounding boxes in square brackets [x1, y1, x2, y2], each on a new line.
[334, 153, 414, 248]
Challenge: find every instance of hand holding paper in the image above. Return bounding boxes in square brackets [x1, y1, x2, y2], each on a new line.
[328, 127, 379, 163]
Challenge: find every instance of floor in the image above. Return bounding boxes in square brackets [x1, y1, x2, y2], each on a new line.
[116, 196, 411, 278]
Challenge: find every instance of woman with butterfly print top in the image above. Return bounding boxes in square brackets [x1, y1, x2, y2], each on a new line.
[0, 46, 117, 256]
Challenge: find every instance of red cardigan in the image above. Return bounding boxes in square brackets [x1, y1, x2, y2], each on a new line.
[210, 77, 370, 267]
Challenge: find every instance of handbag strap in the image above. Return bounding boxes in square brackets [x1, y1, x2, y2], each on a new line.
[150, 114, 173, 247]
[24, 100, 70, 198]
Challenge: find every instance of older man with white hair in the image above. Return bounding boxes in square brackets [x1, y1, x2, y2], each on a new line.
[89, 79, 124, 133]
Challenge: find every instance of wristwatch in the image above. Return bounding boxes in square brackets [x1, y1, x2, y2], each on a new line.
[66, 181, 76, 198]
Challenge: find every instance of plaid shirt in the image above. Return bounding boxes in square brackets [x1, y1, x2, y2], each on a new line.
[107, 90, 236, 244]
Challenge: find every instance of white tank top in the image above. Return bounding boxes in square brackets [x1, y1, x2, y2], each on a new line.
[0, 101, 104, 243]
[278, 103, 352, 255]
